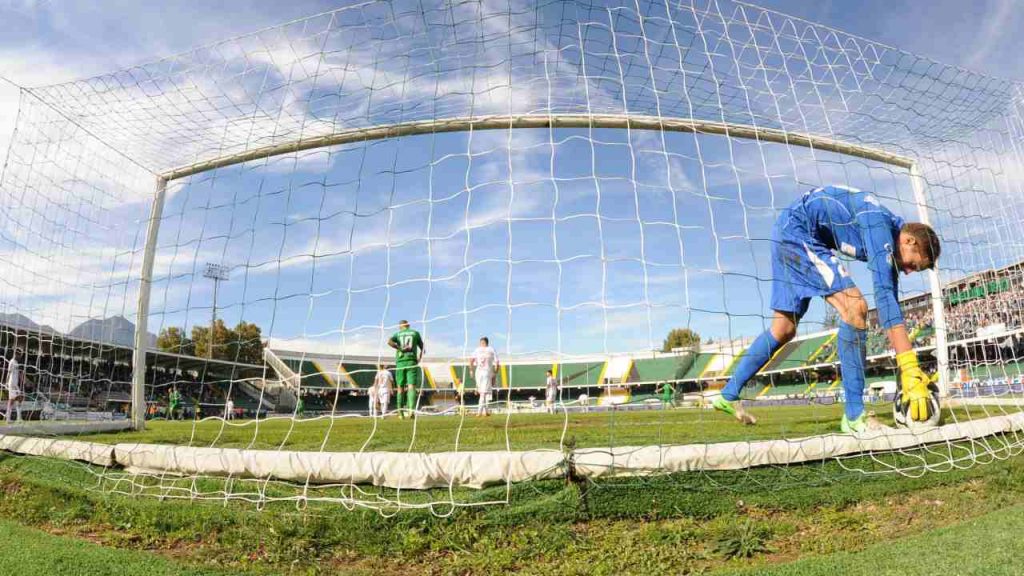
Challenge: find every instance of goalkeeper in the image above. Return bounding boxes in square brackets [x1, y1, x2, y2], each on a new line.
[712, 185, 940, 432]
[388, 320, 425, 419]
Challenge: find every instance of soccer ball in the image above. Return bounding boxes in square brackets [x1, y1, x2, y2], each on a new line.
[892, 382, 942, 428]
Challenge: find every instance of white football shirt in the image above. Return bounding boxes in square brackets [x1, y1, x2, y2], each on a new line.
[6, 359, 20, 395]
[374, 370, 393, 392]
[472, 346, 498, 371]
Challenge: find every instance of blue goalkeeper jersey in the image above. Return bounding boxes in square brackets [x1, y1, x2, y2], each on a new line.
[790, 185, 905, 328]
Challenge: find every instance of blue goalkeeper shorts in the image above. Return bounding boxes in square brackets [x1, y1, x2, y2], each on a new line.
[770, 208, 856, 318]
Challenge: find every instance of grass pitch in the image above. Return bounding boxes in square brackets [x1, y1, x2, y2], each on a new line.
[81, 403, 856, 452]
[0, 519, 231, 575]
[2, 445, 1024, 575]
[734, 506, 1024, 576]
[75, 400, 1011, 453]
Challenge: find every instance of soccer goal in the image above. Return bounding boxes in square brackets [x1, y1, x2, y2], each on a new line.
[1, 0, 1024, 512]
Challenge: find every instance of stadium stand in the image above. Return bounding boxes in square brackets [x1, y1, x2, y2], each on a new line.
[630, 355, 694, 383]
[623, 393, 661, 404]
[805, 338, 837, 367]
[299, 390, 337, 412]
[759, 383, 813, 398]
[970, 362, 1024, 379]
[450, 364, 480, 392]
[506, 364, 553, 389]
[224, 392, 268, 415]
[692, 350, 739, 382]
[681, 352, 715, 380]
[450, 361, 602, 391]
[761, 333, 833, 372]
[339, 362, 378, 389]
[556, 362, 606, 387]
[280, 359, 335, 390]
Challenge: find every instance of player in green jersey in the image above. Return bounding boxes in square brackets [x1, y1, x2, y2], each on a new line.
[168, 387, 182, 421]
[657, 381, 676, 409]
[388, 320, 425, 419]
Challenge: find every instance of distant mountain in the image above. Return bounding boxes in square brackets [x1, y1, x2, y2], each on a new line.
[68, 315, 157, 348]
[0, 313, 57, 334]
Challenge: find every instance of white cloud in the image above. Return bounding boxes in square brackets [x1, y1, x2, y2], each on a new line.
[965, 0, 1015, 70]
[0, 81, 18, 166]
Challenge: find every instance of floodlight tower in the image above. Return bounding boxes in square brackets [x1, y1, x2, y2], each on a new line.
[203, 263, 230, 359]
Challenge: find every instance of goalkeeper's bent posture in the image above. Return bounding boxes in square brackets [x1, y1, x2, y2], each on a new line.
[388, 320, 424, 419]
[712, 185, 941, 432]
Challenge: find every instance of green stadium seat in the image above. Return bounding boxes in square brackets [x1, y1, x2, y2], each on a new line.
[682, 353, 715, 380]
[631, 355, 694, 383]
[506, 364, 554, 389]
[340, 363, 378, 389]
[556, 362, 605, 387]
[282, 358, 335, 390]
[762, 334, 833, 372]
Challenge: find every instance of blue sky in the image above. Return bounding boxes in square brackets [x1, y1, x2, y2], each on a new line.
[0, 0, 1022, 361]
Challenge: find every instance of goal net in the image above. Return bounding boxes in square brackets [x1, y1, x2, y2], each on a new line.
[1, 0, 1023, 512]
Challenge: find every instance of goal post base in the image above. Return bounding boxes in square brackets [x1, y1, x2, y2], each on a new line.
[0, 414, 1020, 490]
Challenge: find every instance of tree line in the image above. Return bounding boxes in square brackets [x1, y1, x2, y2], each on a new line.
[156, 320, 264, 365]
[661, 327, 700, 353]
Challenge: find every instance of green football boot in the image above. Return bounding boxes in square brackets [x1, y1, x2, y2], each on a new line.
[840, 413, 868, 433]
[711, 395, 757, 425]
[840, 412, 884, 434]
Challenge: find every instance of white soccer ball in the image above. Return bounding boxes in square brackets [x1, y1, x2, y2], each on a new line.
[892, 384, 941, 428]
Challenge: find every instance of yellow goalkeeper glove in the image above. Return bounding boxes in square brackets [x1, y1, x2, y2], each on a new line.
[896, 351, 932, 422]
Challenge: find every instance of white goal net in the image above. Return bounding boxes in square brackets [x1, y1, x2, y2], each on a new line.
[1, 0, 1023, 512]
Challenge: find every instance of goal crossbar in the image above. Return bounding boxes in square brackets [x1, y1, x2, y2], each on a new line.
[160, 114, 916, 182]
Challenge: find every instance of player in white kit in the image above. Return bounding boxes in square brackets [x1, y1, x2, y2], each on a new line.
[370, 365, 393, 417]
[544, 369, 558, 414]
[470, 337, 499, 416]
[5, 352, 23, 422]
[578, 393, 590, 413]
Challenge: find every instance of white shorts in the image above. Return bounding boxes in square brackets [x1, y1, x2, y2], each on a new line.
[546, 389, 556, 402]
[377, 391, 390, 405]
[476, 370, 492, 396]
[475, 368, 491, 387]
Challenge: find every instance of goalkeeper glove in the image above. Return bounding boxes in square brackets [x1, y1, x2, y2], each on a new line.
[896, 351, 932, 422]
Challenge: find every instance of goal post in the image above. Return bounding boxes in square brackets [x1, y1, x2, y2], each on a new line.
[131, 176, 168, 432]
[908, 163, 950, 397]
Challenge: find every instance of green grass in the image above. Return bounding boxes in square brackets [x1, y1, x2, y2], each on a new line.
[74, 402, 1006, 453]
[0, 518, 232, 575]
[1, 438, 1024, 574]
[83, 407, 843, 452]
[726, 504, 1024, 575]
